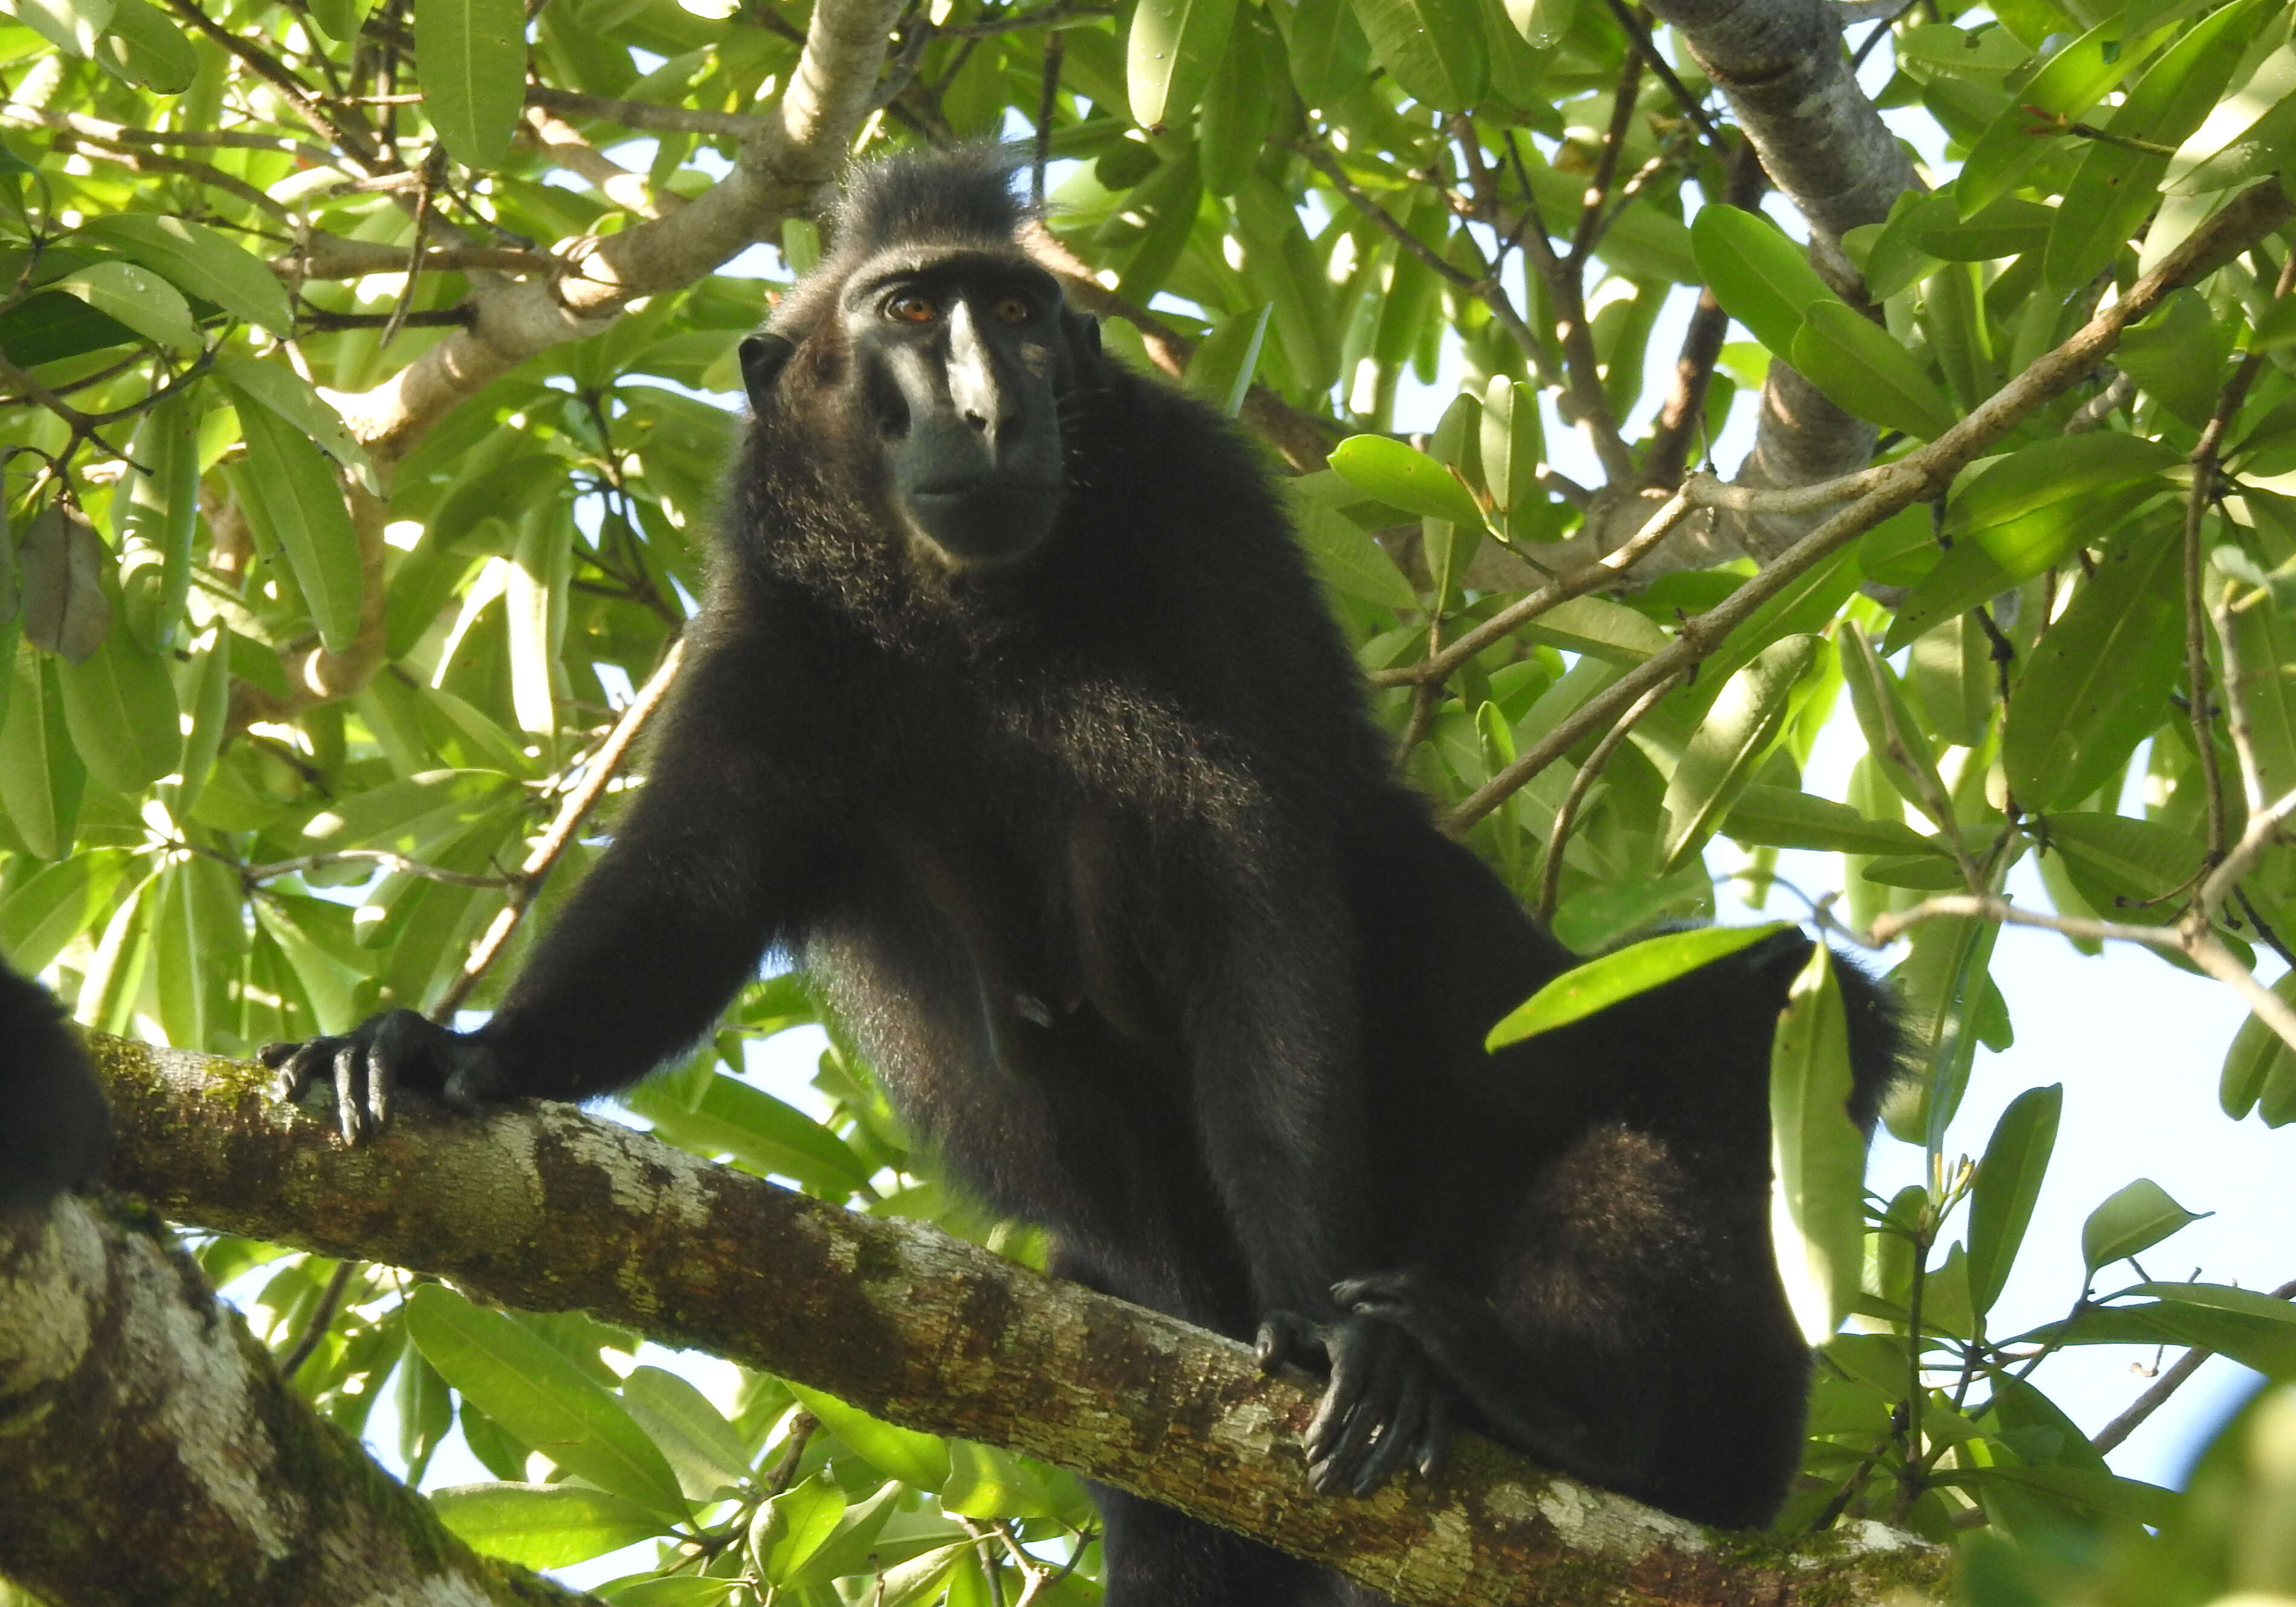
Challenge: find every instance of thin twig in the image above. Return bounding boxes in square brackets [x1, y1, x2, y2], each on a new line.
[2090, 1277, 2296, 1453]
[526, 85, 767, 139]
[1598, 0, 1723, 152]
[432, 636, 689, 1018]
[278, 1260, 360, 1380]
[238, 849, 509, 888]
[1373, 488, 1695, 687]
[1536, 674, 1679, 921]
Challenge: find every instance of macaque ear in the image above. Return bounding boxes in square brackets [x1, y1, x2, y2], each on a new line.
[740, 333, 796, 411]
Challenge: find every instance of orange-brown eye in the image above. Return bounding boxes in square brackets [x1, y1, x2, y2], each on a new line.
[994, 294, 1033, 324]
[885, 293, 938, 323]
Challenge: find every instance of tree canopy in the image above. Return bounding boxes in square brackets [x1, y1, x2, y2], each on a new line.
[3, 0, 2296, 1600]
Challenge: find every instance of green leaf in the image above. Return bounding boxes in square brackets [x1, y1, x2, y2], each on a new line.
[773, 1479, 904, 1587]
[1790, 300, 1959, 442]
[623, 1071, 874, 1194]
[1965, 1084, 2062, 1318]
[2, 0, 111, 54]
[1127, 0, 1236, 130]
[1885, 483, 2170, 652]
[1183, 303, 1272, 416]
[226, 398, 364, 655]
[2046, 810, 2205, 918]
[749, 1474, 849, 1586]
[56, 583, 180, 793]
[1689, 205, 1836, 360]
[1953, 432, 2181, 534]
[2002, 520, 2183, 810]
[2082, 1179, 2208, 1274]
[1289, 497, 1420, 610]
[1839, 622, 1952, 831]
[2035, 1282, 2296, 1380]
[613, 1367, 750, 1503]
[2221, 969, 2296, 1125]
[1347, 0, 1484, 109]
[1327, 434, 1487, 528]
[50, 260, 195, 350]
[1768, 944, 1866, 1344]
[1720, 785, 1934, 856]
[0, 644, 83, 861]
[1504, 0, 1570, 47]
[784, 1383, 950, 1491]
[214, 355, 378, 492]
[1958, 18, 2170, 217]
[17, 503, 111, 664]
[116, 394, 200, 654]
[1882, 912, 1999, 1151]
[93, 0, 196, 90]
[430, 1482, 668, 1568]
[1514, 595, 1670, 664]
[2116, 289, 2226, 427]
[0, 853, 113, 974]
[1660, 635, 1819, 871]
[415, 0, 528, 169]
[1477, 376, 1542, 514]
[2044, 0, 2258, 292]
[1488, 923, 1791, 1048]
[77, 214, 293, 335]
[404, 1285, 688, 1520]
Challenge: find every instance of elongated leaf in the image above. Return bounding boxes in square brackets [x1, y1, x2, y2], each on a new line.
[214, 355, 378, 491]
[2003, 520, 2183, 810]
[1515, 595, 1669, 663]
[17, 503, 110, 664]
[1839, 623, 1952, 831]
[77, 214, 293, 335]
[56, 585, 180, 792]
[226, 397, 363, 654]
[1183, 303, 1272, 416]
[785, 1383, 950, 1490]
[1127, 0, 1237, 130]
[1958, 18, 2171, 215]
[1292, 499, 1419, 609]
[4, 0, 112, 53]
[158, 0, 269, 114]
[1966, 1084, 2062, 1318]
[750, 1475, 849, 1586]
[1952, 433, 2181, 532]
[620, 1366, 752, 1494]
[2044, 0, 2257, 292]
[2046, 810, 2205, 918]
[2222, 969, 2296, 1124]
[1327, 434, 1487, 528]
[51, 260, 195, 349]
[2033, 1285, 2296, 1380]
[1347, 0, 1483, 109]
[1791, 301, 1958, 441]
[430, 1483, 667, 1568]
[1478, 376, 1541, 513]
[416, 0, 527, 169]
[2082, 1179, 2208, 1274]
[1488, 923, 1791, 1047]
[1690, 206, 1835, 360]
[1770, 944, 1865, 1344]
[0, 853, 110, 974]
[404, 1285, 688, 1519]
[1721, 785, 1934, 856]
[116, 394, 200, 653]
[1660, 635, 1818, 871]
[0, 647, 85, 860]
[623, 1070, 874, 1194]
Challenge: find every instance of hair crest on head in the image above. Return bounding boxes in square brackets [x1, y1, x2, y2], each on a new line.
[829, 143, 1038, 257]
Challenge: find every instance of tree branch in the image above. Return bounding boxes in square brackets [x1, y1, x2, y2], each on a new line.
[0, 1198, 584, 1606]
[80, 1035, 1948, 1607]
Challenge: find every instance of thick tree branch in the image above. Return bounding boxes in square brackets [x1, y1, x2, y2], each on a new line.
[0, 1199, 582, 1607]
[80, 1036, 1947, 1607]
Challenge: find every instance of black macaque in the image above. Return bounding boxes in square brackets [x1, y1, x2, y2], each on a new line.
[0, 957, 111, 1214]
[267, 149, 1901, 1602]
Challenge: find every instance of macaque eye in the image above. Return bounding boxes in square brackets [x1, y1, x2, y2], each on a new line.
[885, 293, 939, 323]
[994, 294, 1033, 324]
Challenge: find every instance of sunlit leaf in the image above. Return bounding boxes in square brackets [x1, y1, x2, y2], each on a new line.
[2081, 1178, 2209, 1274]
[1488, 923, 1791, 1047]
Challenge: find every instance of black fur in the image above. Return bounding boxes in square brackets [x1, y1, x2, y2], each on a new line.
[0, 958, 111, 1213]
[269, 149, 1900, 1600]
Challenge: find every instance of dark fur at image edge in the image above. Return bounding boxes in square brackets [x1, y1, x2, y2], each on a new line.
[0, 958, 111, 1213]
